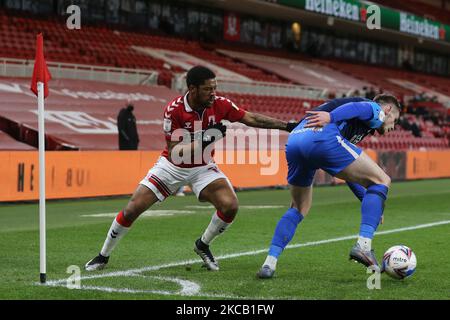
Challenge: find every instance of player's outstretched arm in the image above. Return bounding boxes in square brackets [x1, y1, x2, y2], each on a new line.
[239, 111, 290, 131]
[305, 102, 375, 128]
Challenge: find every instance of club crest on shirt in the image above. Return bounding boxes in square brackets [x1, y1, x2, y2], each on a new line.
[163, 118, 172, 132]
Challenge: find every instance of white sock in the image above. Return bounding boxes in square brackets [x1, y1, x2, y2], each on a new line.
[100, 218, 130, 257]
[263, 255, 278, 270]
[357, 236, 372, 251]
[200, 212, 233, 245]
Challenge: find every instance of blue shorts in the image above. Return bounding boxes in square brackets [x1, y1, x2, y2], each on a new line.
[286, 121, 362, 187]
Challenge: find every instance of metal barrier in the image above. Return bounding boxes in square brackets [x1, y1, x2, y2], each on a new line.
[0, 57, 159, 85]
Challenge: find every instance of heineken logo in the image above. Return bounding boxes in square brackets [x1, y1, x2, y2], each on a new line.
[298, 0, 448, 42]
[305, 0, 359, 21]
[400, 12, 440, 40]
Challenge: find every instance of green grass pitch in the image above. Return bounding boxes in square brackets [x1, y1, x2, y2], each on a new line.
[0, 179, 449, 300]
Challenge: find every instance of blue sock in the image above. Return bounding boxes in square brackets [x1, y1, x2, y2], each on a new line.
[268, 208, 304, 258]
[359, 184, 388, 239]
[346, 182, 366, 202]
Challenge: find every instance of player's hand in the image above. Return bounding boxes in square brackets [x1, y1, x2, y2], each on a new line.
[206, 121, 227, 136]
[304, 111, 331, 128]
[286, 121, 300, 132]
[202, 121, 227, 147]
[380, 215, 384, 225]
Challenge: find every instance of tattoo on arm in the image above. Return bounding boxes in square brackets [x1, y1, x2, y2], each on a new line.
[242, 112, 287, 130]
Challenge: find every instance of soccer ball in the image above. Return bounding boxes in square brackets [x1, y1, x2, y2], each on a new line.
[382, 245, 417, 279]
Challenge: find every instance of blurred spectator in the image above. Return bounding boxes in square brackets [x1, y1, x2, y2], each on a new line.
[159, 16, 174, 34]
[399, 114, 425, 138]
[402, 59, 414, 71]
[425, 111, 441, 126]
[398, 115, 411, 131]
[411, 91, 438, 103]
[365, 87, 376, 100]
[362, 86, 367, 97]
[327, 90, 336, 99]
[117, 104, 139, 150]
[410, 121, 422, 137]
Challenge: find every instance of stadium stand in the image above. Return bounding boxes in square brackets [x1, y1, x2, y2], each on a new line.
[0, 130, 35, 150]
[359, 130, 449, 150]
[373, 0, 450, 24]
[1, 8, 449, 98]
[0, 4, 448, 151]
[315, 58, 450, 100]
[0, 77, 176, 150]
[217, 49, 372, 91]
[0, 8, 286, 87]
[222, 92, 323, 122]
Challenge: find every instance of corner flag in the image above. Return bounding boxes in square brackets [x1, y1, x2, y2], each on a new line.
[30, 33, 52, 98]
[30, 33, 51, 284]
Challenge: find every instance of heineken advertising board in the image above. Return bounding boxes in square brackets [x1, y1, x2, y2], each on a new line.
[279, 0, 449, 43]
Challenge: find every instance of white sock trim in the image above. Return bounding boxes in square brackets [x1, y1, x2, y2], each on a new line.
[100, 219, 130, 257]
[201, 212, 232, 245]
[357, 236, 372, 251]
[263, 255, 278, 270]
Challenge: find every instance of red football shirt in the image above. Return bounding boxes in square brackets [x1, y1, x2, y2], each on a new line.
[161, 93, 246, 167]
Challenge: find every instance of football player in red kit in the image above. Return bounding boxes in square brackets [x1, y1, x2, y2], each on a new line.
[86, 66, 298, 271]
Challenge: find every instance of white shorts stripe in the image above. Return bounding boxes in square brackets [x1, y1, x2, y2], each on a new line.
[150, 174, 171, 196]
[336, 136, 359, 160]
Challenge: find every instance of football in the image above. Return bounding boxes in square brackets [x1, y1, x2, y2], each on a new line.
[382, 245, 417, 279]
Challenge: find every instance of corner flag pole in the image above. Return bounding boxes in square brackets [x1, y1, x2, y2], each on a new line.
[30, 33, 51, 284]
[38, 81, 46, 284]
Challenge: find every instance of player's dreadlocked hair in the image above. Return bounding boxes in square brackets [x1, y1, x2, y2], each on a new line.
[186, 66, 216, 87]
[374, 93, 403, 113]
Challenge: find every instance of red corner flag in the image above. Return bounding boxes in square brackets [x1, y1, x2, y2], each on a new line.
[30, 33, 51, 98]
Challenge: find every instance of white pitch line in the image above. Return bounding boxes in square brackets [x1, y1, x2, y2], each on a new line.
[81, 210, 195, 218]
[81, 206, 285, 218]
[42, 275, 272, 299]
[186, 205, 285, 210]
[42, 280, 287, 300]
[131, 274, 201, 296]
[45, 219, 450, 289]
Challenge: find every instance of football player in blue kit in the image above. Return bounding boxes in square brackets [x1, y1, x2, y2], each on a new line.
[257, 94, 401, 279]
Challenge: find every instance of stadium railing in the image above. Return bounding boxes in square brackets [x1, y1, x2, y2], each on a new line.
[0, 57, 159, 86]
